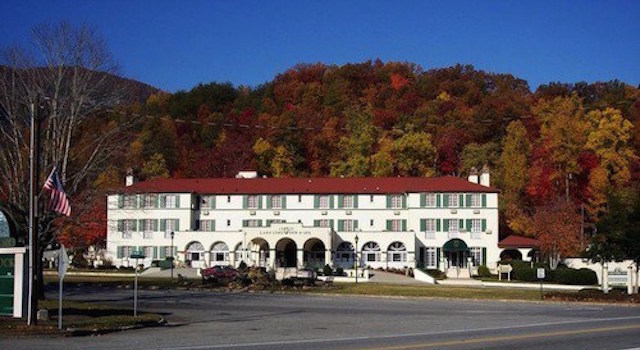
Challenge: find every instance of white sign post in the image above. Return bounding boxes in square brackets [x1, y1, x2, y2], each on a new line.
[58, 245, 69, 330]
[537, 268, 545, 301]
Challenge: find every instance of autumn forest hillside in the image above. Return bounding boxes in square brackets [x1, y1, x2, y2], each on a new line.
[99, 61, 640, 253]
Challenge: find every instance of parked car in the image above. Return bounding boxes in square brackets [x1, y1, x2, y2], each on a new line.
[202, 265, 238, 283]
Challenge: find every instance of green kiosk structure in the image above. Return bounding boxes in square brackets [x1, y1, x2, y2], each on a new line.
[0, 205, 27, 318]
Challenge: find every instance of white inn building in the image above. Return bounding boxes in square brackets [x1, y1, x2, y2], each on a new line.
[106, 171, 500, 277]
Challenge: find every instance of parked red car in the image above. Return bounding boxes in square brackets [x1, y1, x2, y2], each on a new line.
[202, 265, 238, 282]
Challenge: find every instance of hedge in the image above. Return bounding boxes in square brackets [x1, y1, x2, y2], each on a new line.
[507, 260, 597, 285]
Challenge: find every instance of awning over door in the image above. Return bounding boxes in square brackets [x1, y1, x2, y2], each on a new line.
[442, 239, 468, 252]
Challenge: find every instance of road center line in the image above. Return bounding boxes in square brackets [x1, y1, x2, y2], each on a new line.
[365, 324, 640, 350]
[154, 315, 640, 350]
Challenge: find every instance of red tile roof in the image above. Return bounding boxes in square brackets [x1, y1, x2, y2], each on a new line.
[119, 176, 500, 195]
[498, 235, 540, 248]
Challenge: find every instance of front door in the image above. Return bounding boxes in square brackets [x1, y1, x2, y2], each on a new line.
[448, 251, 466, 268]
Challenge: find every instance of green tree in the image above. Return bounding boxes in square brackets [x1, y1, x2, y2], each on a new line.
[140, 153, 170, 180]
[391, 130, 437, 177]
[330, 108, 378, 177]
[499, 121, 531, 231]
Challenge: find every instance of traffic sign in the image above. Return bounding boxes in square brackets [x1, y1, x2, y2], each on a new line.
[130, 252, 145, 259]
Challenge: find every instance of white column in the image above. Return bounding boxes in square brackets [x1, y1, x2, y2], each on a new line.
[602, 262, 609, 294]
[14, 250, 25, 318]
[297, 249, 304, 269]
[325, 249, 333, 268]
[269, 249, 276, 270]
[628, 265, 634, 295]
[634, 263, 639, 294]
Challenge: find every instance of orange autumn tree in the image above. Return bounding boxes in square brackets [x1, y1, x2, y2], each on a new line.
[530, 200, 581, 269]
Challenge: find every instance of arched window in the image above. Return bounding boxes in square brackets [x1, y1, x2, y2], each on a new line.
[362, 241, 381, 262]
[186, 241, 204, 261]
[387, 241, 407, 262]
[336, 242, 354, 261]
[211, 242, 229, 262]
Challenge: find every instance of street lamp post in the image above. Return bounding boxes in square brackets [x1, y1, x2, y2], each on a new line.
[170, 231, 175, 282]
[354, 234, 359, 284]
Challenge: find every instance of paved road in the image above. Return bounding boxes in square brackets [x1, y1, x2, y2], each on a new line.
[3, 286, 640, 350]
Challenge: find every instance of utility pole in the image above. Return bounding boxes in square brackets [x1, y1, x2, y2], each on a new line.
[27, 98, 42, 325]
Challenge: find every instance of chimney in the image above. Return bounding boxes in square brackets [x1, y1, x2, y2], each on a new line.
[235, 170, 258, 179]
[468, 167, 479, 184]
[479, 164, 490, 187]
[125, 168, 135, 187]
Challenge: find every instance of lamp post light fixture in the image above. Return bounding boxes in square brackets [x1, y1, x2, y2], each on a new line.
[170, 231, 175, 282]
[354, 234, 359, 284]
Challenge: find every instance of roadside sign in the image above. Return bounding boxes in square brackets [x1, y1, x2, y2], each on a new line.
[537, 268, 545, 279]
[58, 245, 69, 279]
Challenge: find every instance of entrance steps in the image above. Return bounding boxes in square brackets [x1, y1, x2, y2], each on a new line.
[446, 268, 470, 279]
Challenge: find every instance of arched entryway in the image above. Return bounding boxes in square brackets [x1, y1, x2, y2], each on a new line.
[249, 238, 270, 267]
[276, 238, 297, 268]
[303, 238, 325, 269]
[185, 241, 205, 268]
[335, 241, 355, 268]
[500, 249, 523, 261]
[443, 239, 468, 268]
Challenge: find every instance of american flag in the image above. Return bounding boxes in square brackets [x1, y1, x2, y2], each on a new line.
[43, 167, 71, 217]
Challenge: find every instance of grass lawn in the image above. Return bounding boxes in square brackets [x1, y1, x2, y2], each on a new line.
[0, 300, 164, 336]
[305, 282, 545, 301]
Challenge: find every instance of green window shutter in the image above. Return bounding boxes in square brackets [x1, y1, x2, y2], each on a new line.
[266, 196, 272, 209]
[482, 247, 487, 265]
[459, 194, 464, 207]
[266, 219, 273, 227]
[386, 195, 392, 208]
[443, 219, 450, 232]
[281, 196, 287, 209]
[420, 193, 426, 207]
[134, 195, 140, 209]
[155, 195, 160, 208]
[160, 219, 166, 232]
[330, 195, 335, 209]
[313, 220, 320, 227]
[466, 219, 472, 231]
[482, 194, 487, 207]
[117, 220, 124, 231]
[138, 220, 144, 231]
[466, 194, 471, 207]
[402, 220, 407, 232]
[459, 219, 464, 230]
[329, 219, 334, 229]
[118, 195, 124, 208]
[176, 219, 180, 231]
[354, 220, 359, 230]
[314, 195, 319, 209]
[338, 220, 344, 231]
[258, 220, 263, 227]
[443, 194, 449, 207]
[420, 219, 426, 231]
[210, 220, 214, 231]
[386, 220, 392, 231]
[436, 248, 441, 268]
[242, 220, 248, 227]
[117, 246, 123, 259]
[258, 196, 263, 209]
[160, 195, 166, 208]
[338, 195, 344, 209]
[175, 195, 180, 208]
[402, 195, 407, 208]
[354, 195, 359, 208]
[159, 247, 166, 259]
[436, 194, 441, 207]
[153, 246, 158, 259]
[243, 195, 248, 209]
[436, 219, 441, 232]
[173, 247, 178, 256]
[482, 219, 487, 231]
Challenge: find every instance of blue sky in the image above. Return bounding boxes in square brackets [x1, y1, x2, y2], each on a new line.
[1, 1, 638, 92]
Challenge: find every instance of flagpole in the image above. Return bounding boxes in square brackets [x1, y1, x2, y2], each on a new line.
[27, 98, 42, 325]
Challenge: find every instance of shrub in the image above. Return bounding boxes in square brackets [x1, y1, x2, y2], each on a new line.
[477, 265, 492, 278]
[335, 267, 344, 276]
[323, 264, 333, 276]
[512, 266, 538, 282]
[552, 268, 597, 285]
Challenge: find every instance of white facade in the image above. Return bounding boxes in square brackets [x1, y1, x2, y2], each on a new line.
[106, 177, 500, 274]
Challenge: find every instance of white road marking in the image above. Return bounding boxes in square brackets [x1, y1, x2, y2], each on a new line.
[154, 315, 640, 350]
